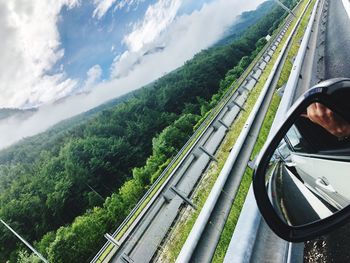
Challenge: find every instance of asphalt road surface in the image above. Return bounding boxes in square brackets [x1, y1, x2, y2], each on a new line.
[279, 165, 323, 226]
[305, 0, 350, 262]
[324, 0, 350, 78]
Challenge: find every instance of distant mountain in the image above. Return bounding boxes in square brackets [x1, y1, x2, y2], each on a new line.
[0, 0, 277, 133]
[0, 108, 37, 121]
[143, 46, 166, 56]
[42, 90, 138, 134]
[214, 0, 276, 47]
[0, 1, 278, 137]
[0, 3, 290, 261]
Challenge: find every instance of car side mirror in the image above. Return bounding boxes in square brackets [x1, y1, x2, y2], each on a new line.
[253, 78, 350, 242]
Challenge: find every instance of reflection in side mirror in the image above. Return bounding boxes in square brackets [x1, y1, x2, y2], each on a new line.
[268, 103, 350, 227]
[253, 78, 350, 242]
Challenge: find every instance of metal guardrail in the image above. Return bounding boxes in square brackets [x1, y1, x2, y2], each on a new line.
[90, 17, 288, 262]
[175, 1, 307, 260]
[223, 0, 323, 262]
[91, 61, 243, 263]
[91, 2, 309, 261]
[275, 0, 322, 123]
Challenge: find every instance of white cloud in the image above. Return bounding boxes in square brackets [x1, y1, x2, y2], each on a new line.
[0, 0, 80, 108]
[93, 0, 116, 18]
[111, 0, 265, 78]
[110, 50, 141, 78]
[123, 0, 182, 52]
[93, 0, 145, 19]
[83, 64, 103, 91]
[0, 0, 266, 149]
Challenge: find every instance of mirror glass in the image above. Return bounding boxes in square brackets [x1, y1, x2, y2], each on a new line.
[266, 102, 350, 226]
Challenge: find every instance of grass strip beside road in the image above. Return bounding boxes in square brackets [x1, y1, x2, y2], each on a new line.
[211, 92, 281, 263]
[158, 0, 313, 261]
[96, 2, 304, 261]
[95, 9, 296, 261]
[160, 50, 280, 263]
[212, 0, 316, 261]
[95, 18, 279, 263]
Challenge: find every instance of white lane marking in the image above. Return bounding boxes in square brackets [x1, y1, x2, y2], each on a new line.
[342, 0, 350, 20]
[286, 169, 333, 219]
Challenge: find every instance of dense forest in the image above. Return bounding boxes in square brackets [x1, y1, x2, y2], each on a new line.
[0, 0, 297, 262]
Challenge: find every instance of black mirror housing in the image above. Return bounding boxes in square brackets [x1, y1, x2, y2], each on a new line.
[253, 78, 350, 242]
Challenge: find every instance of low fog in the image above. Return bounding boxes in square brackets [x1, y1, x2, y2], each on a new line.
[0, 0, 265, 149]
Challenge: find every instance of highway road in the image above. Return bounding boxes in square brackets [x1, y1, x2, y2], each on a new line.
[324, 0, 350, 79]
[278, 165, 323, 226]
[91, 19, 291, 261]
[270, 162, 335, 226]
[304, 0, 350, 262]
[97, 13, 298, 262]
[246, 0, 325, 262]
[226, 0, 350, 262]
[103, 30, 282, 262]
[94, 0, 350, 261]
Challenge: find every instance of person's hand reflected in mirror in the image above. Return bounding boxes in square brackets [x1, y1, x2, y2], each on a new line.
[302, 103, 350, 138]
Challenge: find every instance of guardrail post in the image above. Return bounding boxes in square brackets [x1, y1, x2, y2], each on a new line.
[121, 254, 134, 263]
[163, 189, 175, 203]
[218, 119, 230, 130]
[104, 233, 121, 248]
[250, 74, 259, 82]
[192, 148, 201, 159]
[256, 64, 265, 71]
[198, 146, 217, 162]
[232, 100, 245, 111]
[227, 99, 245, 111]
[171, 187, 197, 210]
[263, 55, 270, 62]
[212, 122, 221, 131]
[239, 85, 250, 93]
[226, 103, 233, 110]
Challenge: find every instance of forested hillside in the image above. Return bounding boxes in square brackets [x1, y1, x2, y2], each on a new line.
[214, 0, 275, 47]
[0, 0, 297, 262]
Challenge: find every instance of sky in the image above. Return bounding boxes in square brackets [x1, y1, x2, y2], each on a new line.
[0, 0, 266, 148]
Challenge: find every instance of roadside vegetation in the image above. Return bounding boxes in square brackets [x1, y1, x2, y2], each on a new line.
[0, 1, 298, 263]
[156, 0, 313, 261]
[157, 0, 317, 261]
[212, 0, 316, 261]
